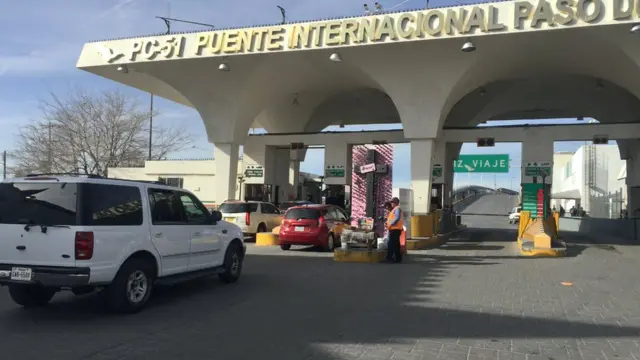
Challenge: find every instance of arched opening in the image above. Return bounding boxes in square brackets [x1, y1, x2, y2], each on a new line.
[445, 74, 640, 219]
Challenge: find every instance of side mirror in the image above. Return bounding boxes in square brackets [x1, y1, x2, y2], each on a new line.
[211, 210, 223, 222]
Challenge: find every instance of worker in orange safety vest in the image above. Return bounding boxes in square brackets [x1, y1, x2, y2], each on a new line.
[385, 197, 404, 263]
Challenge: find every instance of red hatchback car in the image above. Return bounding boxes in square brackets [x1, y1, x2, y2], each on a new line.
[279, 205, 350, 251]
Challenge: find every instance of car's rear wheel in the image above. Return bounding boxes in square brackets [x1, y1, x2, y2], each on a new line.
[257, 223, 267, 233]
[280, 244, 291, 251]
[325, 233, 336, 252]
[8, 284, 56, 307]
[219, 242, 243, 284]
[105, 258, 155, 314]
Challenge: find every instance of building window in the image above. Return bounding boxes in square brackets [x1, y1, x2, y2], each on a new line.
[158, 177, 184, 188]
[564, 161, 572, 179]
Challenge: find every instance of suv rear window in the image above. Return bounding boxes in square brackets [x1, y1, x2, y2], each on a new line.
[219, 203, 258, 213]
[285, 208, 321, 220]
[0, 182, 143, 226]
[0, 182, 78, 225]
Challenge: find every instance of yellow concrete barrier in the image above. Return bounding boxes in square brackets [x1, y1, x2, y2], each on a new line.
[518, 211, 532, 241]
[518, 215, 566, 257]
[256, 232, 278, 246]
[410, 214, 434, 238]
[406, 236, 441, 250]
[334, 248, 386, 263]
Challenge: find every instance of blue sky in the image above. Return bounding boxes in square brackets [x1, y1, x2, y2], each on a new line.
[1, 0, 596, 189]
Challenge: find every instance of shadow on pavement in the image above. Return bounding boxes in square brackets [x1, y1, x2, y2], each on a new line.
[1, 245, 640, 360]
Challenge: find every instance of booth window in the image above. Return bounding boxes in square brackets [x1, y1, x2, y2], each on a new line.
[158, 177, 184, 188]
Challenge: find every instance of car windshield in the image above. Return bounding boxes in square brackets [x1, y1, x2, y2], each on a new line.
[285, 208, 321, 220]
[0, 182, 78, 225]
[219, 202, 258, 213]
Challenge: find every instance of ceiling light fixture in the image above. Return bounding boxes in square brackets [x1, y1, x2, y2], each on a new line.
[218, 57, 230, 72]
[461, 38, 476, 52]
[479, 88, 486, 96]
[631, 24, 640, 34]
[117, 65, 129, 73]
[329, 52, 342, 62]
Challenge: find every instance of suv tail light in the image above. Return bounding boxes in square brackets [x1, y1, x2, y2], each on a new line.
[75, 231, 94, 260]
[245, 212, 250, 226]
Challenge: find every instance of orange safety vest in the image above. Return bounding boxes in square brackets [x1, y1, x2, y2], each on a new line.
[387, 206, 404, 230]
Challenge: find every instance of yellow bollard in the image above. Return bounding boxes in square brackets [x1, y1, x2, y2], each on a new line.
[256, 232, 279, 246]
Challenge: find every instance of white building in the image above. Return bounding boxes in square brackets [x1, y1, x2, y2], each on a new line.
[108, 159, 322, 208]
[551, 145, 627, 218]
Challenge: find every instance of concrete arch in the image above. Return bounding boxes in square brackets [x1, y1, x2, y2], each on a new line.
[233, 50, 388, 138]
[442, 27, 640, 130]
[303, 88, 400, 133]
[445, 75, 640, 128]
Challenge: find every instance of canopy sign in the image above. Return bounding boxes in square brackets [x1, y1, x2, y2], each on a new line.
[453, 154, 509, 173]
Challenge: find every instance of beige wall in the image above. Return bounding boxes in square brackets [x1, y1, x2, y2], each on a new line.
[109, 159, 243, 204]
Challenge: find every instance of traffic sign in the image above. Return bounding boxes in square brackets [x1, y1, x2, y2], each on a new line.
[325, 165, 345, 178]
[525, 161, 552, 177]
[432, 164, 443, 178]
[453, 154, 509, 173]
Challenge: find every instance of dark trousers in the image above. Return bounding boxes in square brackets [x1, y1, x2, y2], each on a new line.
[386, 229, 403, 263]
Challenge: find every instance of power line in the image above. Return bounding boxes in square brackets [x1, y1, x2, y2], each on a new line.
[155, 16, 215, 34]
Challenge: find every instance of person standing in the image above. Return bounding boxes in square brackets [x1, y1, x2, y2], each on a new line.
[385, 197, 404, 263]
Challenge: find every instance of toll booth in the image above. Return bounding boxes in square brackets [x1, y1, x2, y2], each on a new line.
[244, 184, 279, 204]
[431, 184, 445, 211]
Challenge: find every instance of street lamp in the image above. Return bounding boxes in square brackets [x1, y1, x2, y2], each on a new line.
[237, 175, 245, 201]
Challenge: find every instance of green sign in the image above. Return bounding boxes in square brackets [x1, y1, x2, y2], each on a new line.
[325, 165, 345, 178]
[525, 161, 552, 177]
[244, 165, 264, 178]
[453, 154, 509, 173]
[432, 164, 443, 178]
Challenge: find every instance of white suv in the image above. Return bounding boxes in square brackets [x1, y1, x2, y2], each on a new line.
[218, 201, 283, 236]
[0, 175, 245, 313]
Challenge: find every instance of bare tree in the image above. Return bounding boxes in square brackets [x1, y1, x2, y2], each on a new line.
[11, 88, 194, 177]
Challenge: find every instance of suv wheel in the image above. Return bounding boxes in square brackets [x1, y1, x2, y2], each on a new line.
[219, 243, 243, 284]
[8, 284, 56, 307]
[325, 233, 336, 252]
[105, 258, 155, 314]
[257, 223, 267, 234]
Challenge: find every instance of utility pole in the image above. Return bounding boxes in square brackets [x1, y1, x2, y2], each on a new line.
[148, 93, 153, 160]
[47, 121, 53, 172]
[2, 150, 6, 179]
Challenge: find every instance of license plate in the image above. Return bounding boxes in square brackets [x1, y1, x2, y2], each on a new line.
[224, 217, 235, 222]
[295, 226, 304, 232]
[10, 267, 32, 281]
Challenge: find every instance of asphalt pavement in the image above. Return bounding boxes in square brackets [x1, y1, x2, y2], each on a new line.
[2, 198, 640, 360]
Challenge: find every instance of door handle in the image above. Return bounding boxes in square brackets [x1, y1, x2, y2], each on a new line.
[193, 232, 202, 237]
[154, 233, 163, 238]
[222, 229, 227, 234]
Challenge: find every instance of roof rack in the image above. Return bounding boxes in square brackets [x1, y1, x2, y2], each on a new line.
[25, 173, 104, 178]
[109, 177, 165, 185]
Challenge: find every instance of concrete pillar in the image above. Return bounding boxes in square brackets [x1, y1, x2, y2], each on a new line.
[522, 136, 554, 184]
[242, 142, 276, 185]
[214, 143, 240, 206]
[324, 141, 352, 186]
[627, 154, 640, 216]
[411, 139, 435, 215]
[432, 140, 446, 186]
[444, 143, 459, 207]
[288, 159, 301, 199]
